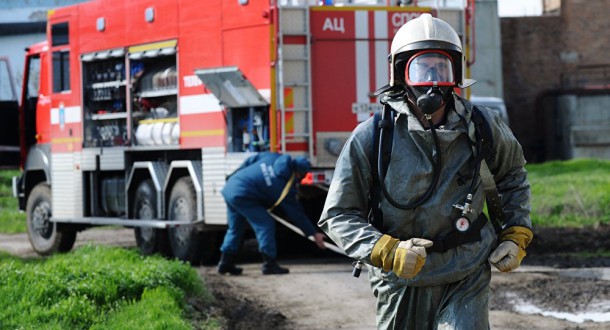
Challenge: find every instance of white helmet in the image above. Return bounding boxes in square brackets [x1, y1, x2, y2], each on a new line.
[389, 13, 474, 89]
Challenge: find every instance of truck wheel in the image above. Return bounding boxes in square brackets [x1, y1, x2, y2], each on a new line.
[167, 177, 209, 264]
[26, 183, 76, 255]
[133, 179, 171, 256]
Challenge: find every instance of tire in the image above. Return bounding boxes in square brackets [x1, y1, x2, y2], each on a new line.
[26, 183, 76, 255]
[133, 179, 171, 256]
[167, 177, 217, 264]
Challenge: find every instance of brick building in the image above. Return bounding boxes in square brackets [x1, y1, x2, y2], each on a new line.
[501, 0, 610, 162]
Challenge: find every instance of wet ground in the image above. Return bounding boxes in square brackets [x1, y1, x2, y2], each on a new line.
[1, 225, 610, 329]
[199, 224, 610, 329]
[198, 259, 610, 330]
[525, 224, 610, 268]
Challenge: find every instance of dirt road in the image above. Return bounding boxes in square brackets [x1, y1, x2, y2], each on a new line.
[200, 257, 610, 330]
[0, 227, 136, 258]
[2, 228, 610, 329]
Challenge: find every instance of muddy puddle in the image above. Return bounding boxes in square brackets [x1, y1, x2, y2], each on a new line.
[492, 267, 610, 324]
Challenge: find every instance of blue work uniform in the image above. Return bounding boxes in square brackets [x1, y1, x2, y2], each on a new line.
[220, 152, 317, 258]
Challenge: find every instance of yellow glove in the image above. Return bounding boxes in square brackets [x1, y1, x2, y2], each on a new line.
[371, 234, 434, 279]
[489, 226, 534, 272]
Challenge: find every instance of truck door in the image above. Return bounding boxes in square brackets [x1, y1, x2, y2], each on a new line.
[195, 67, 270, 153]
[0, 57, 19, 167]
[19, 46, 51, 166]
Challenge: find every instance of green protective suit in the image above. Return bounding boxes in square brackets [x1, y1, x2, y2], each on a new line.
[318, 94, 532, 329]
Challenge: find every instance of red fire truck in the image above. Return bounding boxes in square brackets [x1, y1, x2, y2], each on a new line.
[13, 0, 472, 263]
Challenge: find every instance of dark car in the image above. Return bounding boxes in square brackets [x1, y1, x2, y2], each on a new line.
[470, 95, 509, 126]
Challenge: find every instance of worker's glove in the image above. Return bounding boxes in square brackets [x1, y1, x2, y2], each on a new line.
[393, 238, 434, 278]
[371, 234, 433, 279]
[489, 226, 534, 272]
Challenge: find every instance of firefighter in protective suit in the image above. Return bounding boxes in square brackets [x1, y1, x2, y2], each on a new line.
[219, 152, 326, 275]
[318, 14, 533, 329]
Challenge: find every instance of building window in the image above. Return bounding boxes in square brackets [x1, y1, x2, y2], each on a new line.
[53, 50, 70, 93]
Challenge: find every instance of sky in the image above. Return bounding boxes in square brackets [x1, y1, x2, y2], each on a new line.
[497, 0, 543, 17]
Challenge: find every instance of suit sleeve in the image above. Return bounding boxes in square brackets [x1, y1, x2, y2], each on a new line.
[317, 120, 385, 264]
[485, 112, 533, 231]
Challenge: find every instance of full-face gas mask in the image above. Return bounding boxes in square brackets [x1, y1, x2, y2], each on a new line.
[405, 50, 455, 114]
[382, 14, 476, 111]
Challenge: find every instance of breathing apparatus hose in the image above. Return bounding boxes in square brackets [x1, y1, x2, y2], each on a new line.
[377, 108, 442, 210]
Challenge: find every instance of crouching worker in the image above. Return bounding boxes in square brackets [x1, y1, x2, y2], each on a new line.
[218, 152, 326, 275]
[318, 14, 533, 329]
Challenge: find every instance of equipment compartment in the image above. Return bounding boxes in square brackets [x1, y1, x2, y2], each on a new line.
[130, 48, 179, 147]
[82, 51, 128, 148]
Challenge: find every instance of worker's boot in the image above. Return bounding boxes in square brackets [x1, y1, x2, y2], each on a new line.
[261, 254, 289, 275]
[217, 253, 243, 275]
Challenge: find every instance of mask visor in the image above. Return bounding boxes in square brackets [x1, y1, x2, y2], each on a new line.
[406, 51, 455, 87]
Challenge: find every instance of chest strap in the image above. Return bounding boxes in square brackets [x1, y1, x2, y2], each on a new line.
[427, 213, 488, 253]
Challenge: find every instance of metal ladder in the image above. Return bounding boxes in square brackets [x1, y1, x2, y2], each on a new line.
[276, 3, 314, 160]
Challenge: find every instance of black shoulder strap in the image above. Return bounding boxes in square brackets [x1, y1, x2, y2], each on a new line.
[471, 105, 503, 233]
[368, 111, 383, 230]
[471, 105, 494, 164]
[368, 106, 395, 231]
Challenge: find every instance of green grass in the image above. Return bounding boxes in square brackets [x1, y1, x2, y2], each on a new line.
[0, 169, 26, 233]
[0, 246, 220, 329]
[573, 250, 610, 258]
[526, 158, 610, 227]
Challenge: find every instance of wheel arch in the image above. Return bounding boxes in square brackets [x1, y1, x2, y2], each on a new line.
[20, 145, 51, 211]
[126, 161, 168, 220]
[164, 160, 203, 222]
